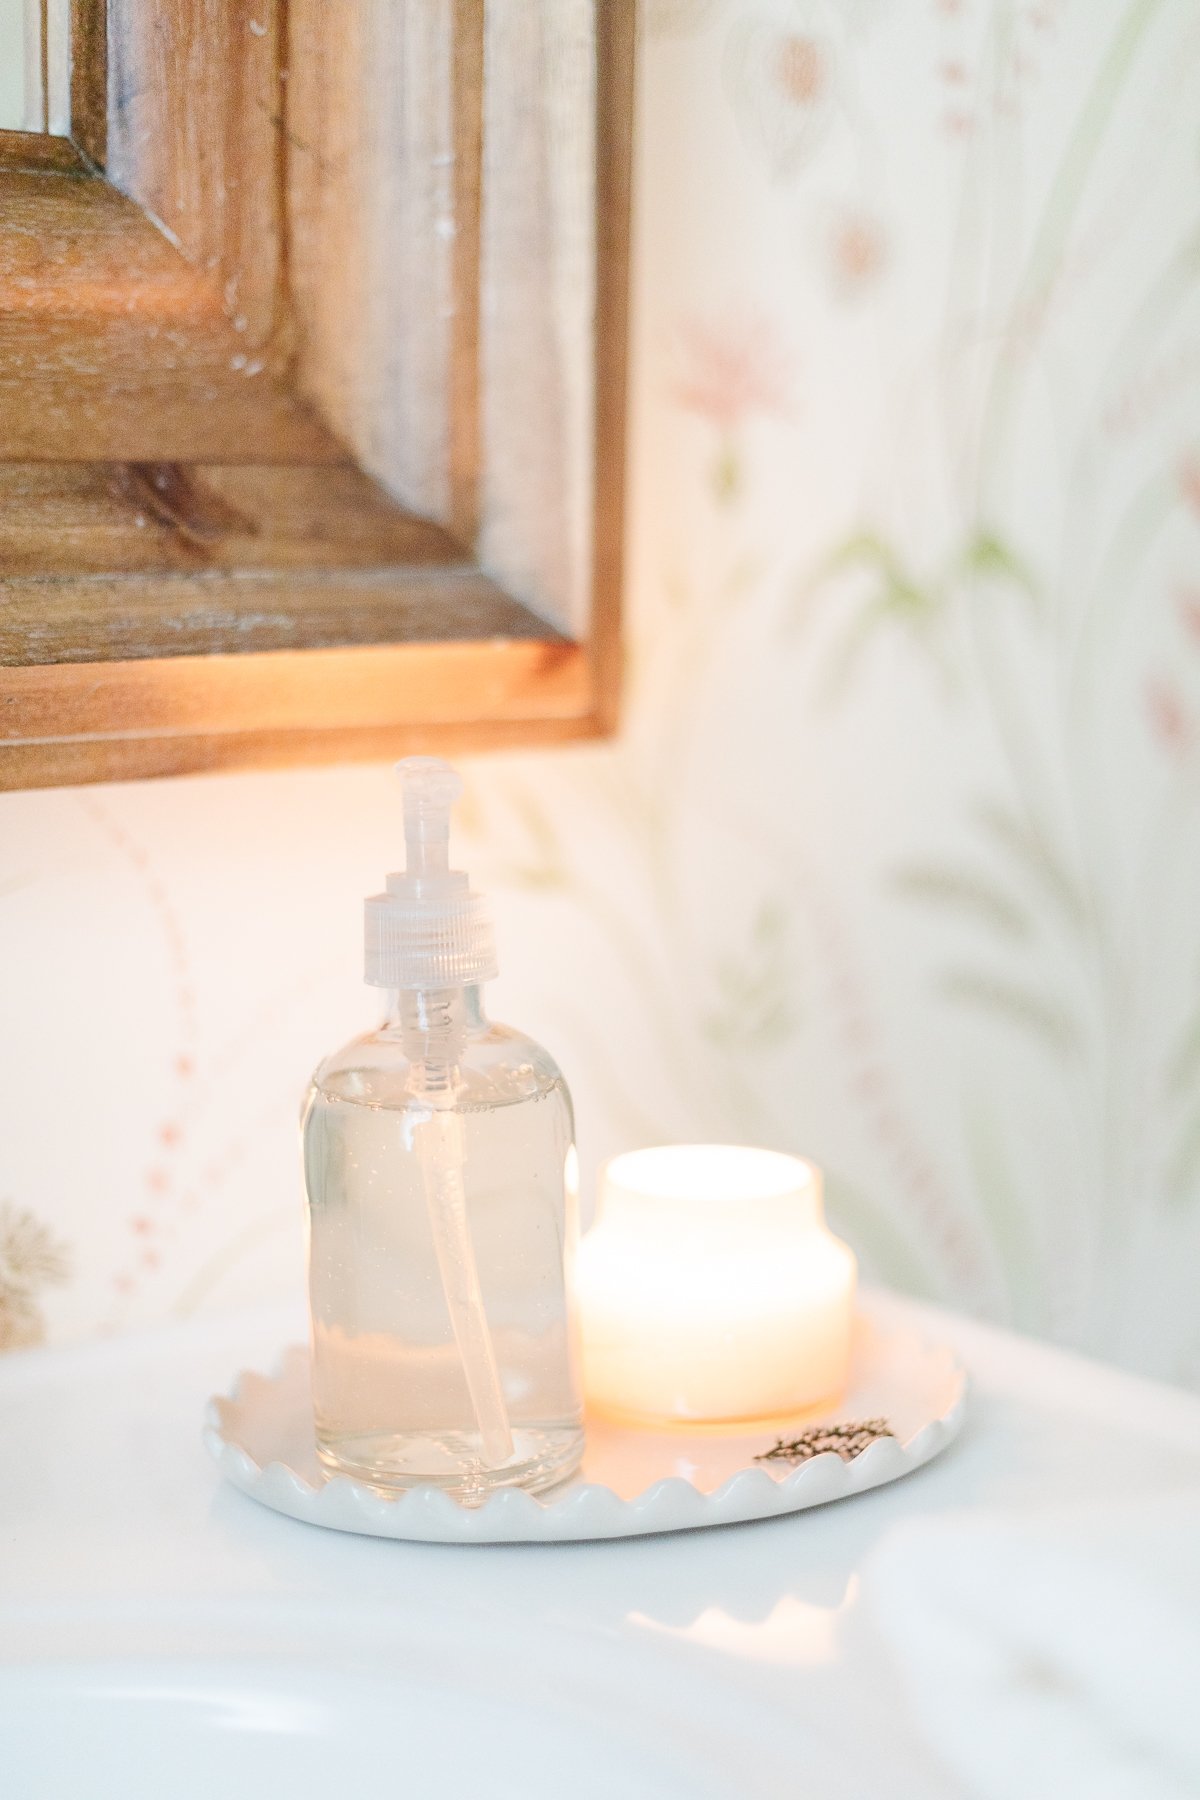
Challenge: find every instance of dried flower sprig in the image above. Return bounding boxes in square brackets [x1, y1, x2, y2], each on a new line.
[755, 1418, 894, 1465]
[0, 1200, 71, 1351]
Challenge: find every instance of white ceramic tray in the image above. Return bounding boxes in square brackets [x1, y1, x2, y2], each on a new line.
[206, 1310, 966, 1544]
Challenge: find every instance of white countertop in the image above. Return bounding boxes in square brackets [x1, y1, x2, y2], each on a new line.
[4, 1290, 1199, 1800]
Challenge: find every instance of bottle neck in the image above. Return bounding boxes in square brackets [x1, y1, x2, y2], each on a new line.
[385, 983, 487, 1039]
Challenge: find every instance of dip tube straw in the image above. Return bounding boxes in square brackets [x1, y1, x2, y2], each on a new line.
[415, 1084, 514, 1468]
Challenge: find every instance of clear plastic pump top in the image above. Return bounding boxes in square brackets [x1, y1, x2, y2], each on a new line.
[364, 758, 498, 991]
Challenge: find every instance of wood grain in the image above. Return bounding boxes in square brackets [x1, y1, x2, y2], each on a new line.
[447, 0, 484, 548]
[0, 639, 596, 789]
[287, 0, 464, 522]
[1, 568, 556, 665]
[69, 0, 107, 167]
[106, 0, 284, 348]
[476, 1, 602, 637]
[0, 2, 633, 785]
[0, 462, 553, 664]
[0, 168, 341, 460]
[590, 0, 636, 734]
[1, 639, 586, 736]
[0, 129, 88, 174]
[0, 463, 466, 578]
[41, 1, 50, 133]
[0, 707, 603, 790]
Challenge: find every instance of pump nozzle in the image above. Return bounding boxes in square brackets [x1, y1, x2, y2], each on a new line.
[399, 756, 460, 884]
[364, 760, 497, 991]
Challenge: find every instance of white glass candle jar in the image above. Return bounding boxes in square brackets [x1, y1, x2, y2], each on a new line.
[575, 1145, 856, 1426]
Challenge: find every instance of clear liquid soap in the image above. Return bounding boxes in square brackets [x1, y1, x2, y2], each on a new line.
[302, 759, 584, 1501]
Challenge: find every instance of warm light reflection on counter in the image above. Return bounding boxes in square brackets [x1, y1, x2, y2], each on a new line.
[629, 1577, 859, 1670]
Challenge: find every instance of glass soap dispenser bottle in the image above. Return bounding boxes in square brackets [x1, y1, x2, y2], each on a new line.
[302, 758, 584, 1501]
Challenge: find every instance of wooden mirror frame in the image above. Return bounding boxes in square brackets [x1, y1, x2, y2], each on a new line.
[0, 1, 633, 788]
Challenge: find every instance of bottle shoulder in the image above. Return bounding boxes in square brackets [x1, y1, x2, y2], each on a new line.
[308, 1018, 570, 1114]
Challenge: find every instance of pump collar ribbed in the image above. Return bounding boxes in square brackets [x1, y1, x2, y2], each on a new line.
[364, 885, 497, 990]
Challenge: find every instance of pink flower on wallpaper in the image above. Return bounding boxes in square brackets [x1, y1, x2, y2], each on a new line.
[773, 34, 827, 108]
[826, 211, 888, 300]
[1181, 455, 1200, 515]
[671, 310, 793, 502]
[1145, 676, 1196, 758]
[1179, 587, 1200, 643]
[724, 15, 835, 179]
[672, 311, 792, 435]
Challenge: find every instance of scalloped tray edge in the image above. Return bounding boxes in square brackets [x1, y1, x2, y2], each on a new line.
[205, 1317, 968, 1543]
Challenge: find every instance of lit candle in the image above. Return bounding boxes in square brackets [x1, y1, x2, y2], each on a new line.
[575, 1145, 856, 1427]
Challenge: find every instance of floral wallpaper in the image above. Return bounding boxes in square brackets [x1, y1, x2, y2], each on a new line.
[2, 0, 1200, 1385]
